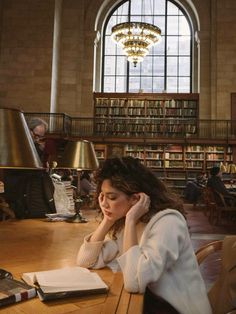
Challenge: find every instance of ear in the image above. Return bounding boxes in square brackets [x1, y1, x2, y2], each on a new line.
[130, 193, 140, 205]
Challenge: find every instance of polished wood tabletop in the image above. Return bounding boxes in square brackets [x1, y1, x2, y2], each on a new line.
[0, 215, 143, 313]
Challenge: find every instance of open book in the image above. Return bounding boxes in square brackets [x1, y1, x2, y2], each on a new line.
[22, 266, 108, 301]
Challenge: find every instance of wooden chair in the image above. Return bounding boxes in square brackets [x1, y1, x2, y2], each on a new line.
[195, 240, 223, 265]
[213, 190, 236, 224]
[201, 187, 218, 224]
[195, 238, 236, 314]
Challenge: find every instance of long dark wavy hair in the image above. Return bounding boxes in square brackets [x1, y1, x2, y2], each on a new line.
[95, 156, 184, 238]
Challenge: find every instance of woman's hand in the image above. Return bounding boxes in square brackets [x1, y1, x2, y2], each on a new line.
[126, 192, 150, 224]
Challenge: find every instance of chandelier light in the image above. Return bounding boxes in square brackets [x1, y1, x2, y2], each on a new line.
[111, 21, 161, 67]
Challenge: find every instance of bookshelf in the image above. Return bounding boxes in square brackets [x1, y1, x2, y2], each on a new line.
[94, 93, 199, 137]
[94, 144, 107, 163]
[123, 143, 234, 191]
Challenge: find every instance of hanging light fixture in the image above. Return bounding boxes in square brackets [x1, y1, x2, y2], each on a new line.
[111, 1, 161, 67]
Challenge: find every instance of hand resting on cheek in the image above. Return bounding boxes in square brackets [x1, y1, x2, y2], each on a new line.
[126, 192, 150, 223]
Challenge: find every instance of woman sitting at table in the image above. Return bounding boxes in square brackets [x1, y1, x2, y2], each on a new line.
[76, 156, 212, 314]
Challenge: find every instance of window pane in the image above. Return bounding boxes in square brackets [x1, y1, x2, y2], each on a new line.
[116, 2, 129, 15]
[144, 15, 154, 24]
[116, 76, 127, 92]
[167, 36, 178, 55]
[131, 0, 142, 15]
[167, 77, 177, 92]
[104, 77, 115, 92]
[141, 77, 153, 92]
[104, 56, 116, 75]
[116, 44, 125, 56]
[179, 77, 190, 92]
[167, 16, 179, 35]
[129, 76, 141, 91]
[141, 57, 153, 75]
[116, 56, 127, 75]
[132, 15, 142, 22]
[105, 36, 116, 55]
[130, 62, 141, 75]
[152, 37, 165, 55]
[153, 77, 165, 92]
[179, 36, 190, 55]
[154, 16, 165, 35]
[179, 16, 190, 35]
[153, 0, 166, 15]
[167, 57, 178, 76]
[168, 2, 179, 15]
[153, 56, 164, 75]
[179, 57, 190, 76]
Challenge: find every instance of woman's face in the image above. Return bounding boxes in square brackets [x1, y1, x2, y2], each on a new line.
[100, 179, 135, 220]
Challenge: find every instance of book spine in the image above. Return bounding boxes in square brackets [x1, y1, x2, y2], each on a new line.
[0, 288, 36, 307]
[15, 288, 36, 302]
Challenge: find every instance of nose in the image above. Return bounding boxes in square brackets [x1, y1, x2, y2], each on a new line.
[101, 195, 109, 208]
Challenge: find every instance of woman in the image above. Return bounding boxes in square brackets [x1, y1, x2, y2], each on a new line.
[76, 157, 212, 314]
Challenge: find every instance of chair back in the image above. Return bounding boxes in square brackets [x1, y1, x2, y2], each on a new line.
[195, 240, 223, 265]
[195, 237, 236, 314]
[201, 187, 217, 223]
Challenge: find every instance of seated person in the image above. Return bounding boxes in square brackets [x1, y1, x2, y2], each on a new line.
[79, 171, 97, 207]
[76, 157, 212, 314]
[196, 172, 207, 187]
[184, 172, 207, 203]
[207, 166, 235, 206]
[80, 171, 96, 196]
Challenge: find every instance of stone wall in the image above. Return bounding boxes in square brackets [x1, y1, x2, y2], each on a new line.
[0, 0, 54, 111]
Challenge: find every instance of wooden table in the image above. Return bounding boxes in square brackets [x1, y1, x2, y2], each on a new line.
[0, 217, 143, 313]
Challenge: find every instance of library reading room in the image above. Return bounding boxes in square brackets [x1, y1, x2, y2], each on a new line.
[0, 1, 236, 314]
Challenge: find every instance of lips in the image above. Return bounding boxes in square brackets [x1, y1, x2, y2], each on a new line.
[104, 210, 112, 216]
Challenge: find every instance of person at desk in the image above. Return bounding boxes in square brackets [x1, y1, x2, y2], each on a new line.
[76, 156, 212, 314]
[3, 117, 56, 218]
[184, 172, 207, 203]
[207, 166, 236, 206]
[80, 171, 96, 196]
[79, 171, 97, 209]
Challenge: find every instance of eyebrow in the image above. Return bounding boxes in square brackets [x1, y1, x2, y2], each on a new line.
[104, 192, 117, 196]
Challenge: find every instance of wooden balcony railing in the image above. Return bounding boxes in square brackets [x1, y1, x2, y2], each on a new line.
[24, 112, 236, 141]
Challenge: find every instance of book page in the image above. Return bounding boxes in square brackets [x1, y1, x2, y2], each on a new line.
[22, 272, 37, 286]
[39, 273, 108, 293]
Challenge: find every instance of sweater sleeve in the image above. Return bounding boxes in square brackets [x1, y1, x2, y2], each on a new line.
[76, 232, 120, 269]
[117, 213, 187, 293]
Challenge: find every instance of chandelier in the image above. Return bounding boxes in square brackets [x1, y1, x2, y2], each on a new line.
[111, 21, 161, 67]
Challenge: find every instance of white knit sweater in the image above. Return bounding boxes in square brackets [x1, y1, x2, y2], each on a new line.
[76, 209, 212, 314]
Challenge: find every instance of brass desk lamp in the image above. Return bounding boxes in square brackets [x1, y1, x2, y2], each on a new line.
[0, 107, 42, 169]
[0, 107, 42, 219]
[57, 140, 99, 223]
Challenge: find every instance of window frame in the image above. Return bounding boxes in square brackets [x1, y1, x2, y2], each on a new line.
[101, 0, 193, 93]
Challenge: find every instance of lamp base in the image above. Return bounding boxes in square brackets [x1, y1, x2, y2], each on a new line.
[66, 197, 88, 223]
[66, 212, 88, 223]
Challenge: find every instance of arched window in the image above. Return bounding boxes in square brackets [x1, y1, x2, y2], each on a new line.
[102, 0, 193, 93]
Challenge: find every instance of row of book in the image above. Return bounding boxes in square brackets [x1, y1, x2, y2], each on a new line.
[95, 98, 198, 109]
[95, 107, 197, 116]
